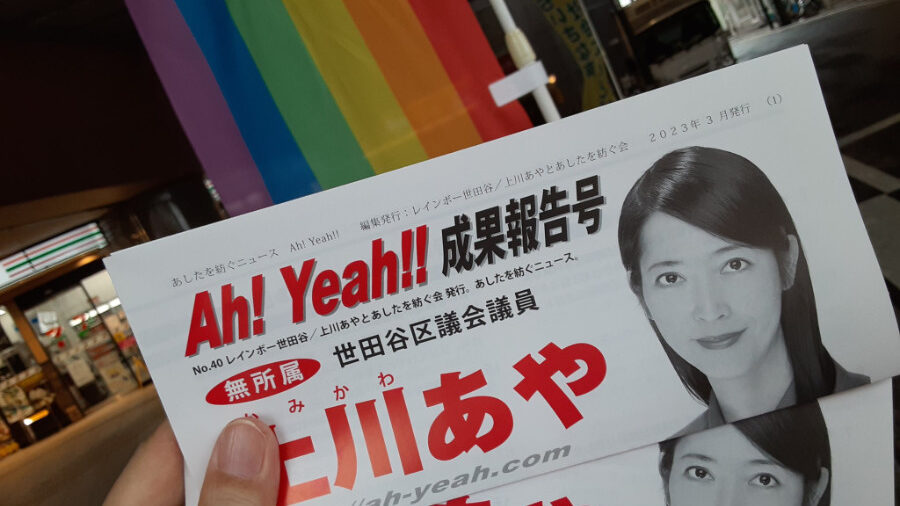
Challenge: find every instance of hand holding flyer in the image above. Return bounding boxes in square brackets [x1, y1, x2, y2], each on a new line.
[104, 46, 899, 505]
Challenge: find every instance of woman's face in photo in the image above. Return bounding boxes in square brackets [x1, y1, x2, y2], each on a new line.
[667, 425, 805, 506]
[638, 212, 785, 380]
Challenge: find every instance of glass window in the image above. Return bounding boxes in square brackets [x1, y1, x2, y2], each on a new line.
[80, 270, 151, 385]
[0, 307, 38, 380]
[23, 284, 138, 411]
[0, 305, 60, 447]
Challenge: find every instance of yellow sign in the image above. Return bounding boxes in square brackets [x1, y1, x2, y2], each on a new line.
[535, 0, 618, 110]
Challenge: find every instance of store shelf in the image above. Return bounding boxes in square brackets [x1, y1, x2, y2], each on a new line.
[0, 366, 42, 391]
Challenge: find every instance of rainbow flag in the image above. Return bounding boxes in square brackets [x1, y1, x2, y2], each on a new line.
[126, 0, 533, 216]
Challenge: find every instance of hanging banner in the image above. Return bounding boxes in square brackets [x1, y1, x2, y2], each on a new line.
[534, 0, 618, 109]
[125, 0, 533, 215]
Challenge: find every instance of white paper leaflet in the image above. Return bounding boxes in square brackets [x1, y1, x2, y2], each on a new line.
[105, 46, 899, 505]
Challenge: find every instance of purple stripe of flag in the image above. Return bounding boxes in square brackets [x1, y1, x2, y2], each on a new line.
[125, 0, 272, 215]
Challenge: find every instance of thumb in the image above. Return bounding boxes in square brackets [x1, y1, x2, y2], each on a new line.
[199, 417, 280, 506]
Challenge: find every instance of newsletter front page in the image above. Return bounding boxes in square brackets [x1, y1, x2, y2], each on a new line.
[105, 46, 899, 505]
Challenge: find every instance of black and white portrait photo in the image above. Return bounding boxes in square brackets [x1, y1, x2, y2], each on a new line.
[617, 146, 869, 433]
[659, 401, 831, 506]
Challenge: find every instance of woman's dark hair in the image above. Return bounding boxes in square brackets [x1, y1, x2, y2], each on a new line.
[659, 402, 831, 505]
[617, 146, 836, 405]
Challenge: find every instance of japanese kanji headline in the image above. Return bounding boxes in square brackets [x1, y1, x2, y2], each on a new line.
[186, 175, 604, 359]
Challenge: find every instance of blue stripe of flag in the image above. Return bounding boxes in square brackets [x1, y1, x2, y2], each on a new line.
[174, 0, 321, 203]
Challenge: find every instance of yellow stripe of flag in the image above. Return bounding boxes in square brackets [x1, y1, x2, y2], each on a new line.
[282, 0, 428, 174]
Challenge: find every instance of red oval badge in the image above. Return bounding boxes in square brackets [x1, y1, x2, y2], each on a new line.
[206, 358, 320, 405]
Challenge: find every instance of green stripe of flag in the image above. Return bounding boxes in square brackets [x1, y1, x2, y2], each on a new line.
[224, 0, 374, 189]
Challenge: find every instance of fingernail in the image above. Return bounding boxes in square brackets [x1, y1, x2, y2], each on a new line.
[214, 419, 266, 479]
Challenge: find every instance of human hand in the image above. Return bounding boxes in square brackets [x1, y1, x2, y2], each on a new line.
[105, 417, 280, 506]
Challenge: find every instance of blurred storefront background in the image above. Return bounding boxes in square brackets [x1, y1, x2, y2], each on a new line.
[0, 177, 225, 452]
[2, 0, 889, 504]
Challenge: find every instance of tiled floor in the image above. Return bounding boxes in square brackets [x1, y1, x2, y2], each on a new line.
[842, 140, 900, 321]
[842, 119, 900, 174]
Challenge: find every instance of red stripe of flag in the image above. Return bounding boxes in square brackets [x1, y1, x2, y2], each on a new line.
[409, 0, 532, 141]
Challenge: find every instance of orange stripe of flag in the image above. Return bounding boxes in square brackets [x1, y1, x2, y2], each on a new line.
[343, 0, 484, 157]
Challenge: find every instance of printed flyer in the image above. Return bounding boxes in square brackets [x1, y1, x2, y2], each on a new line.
[104, 46, 900, 505]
